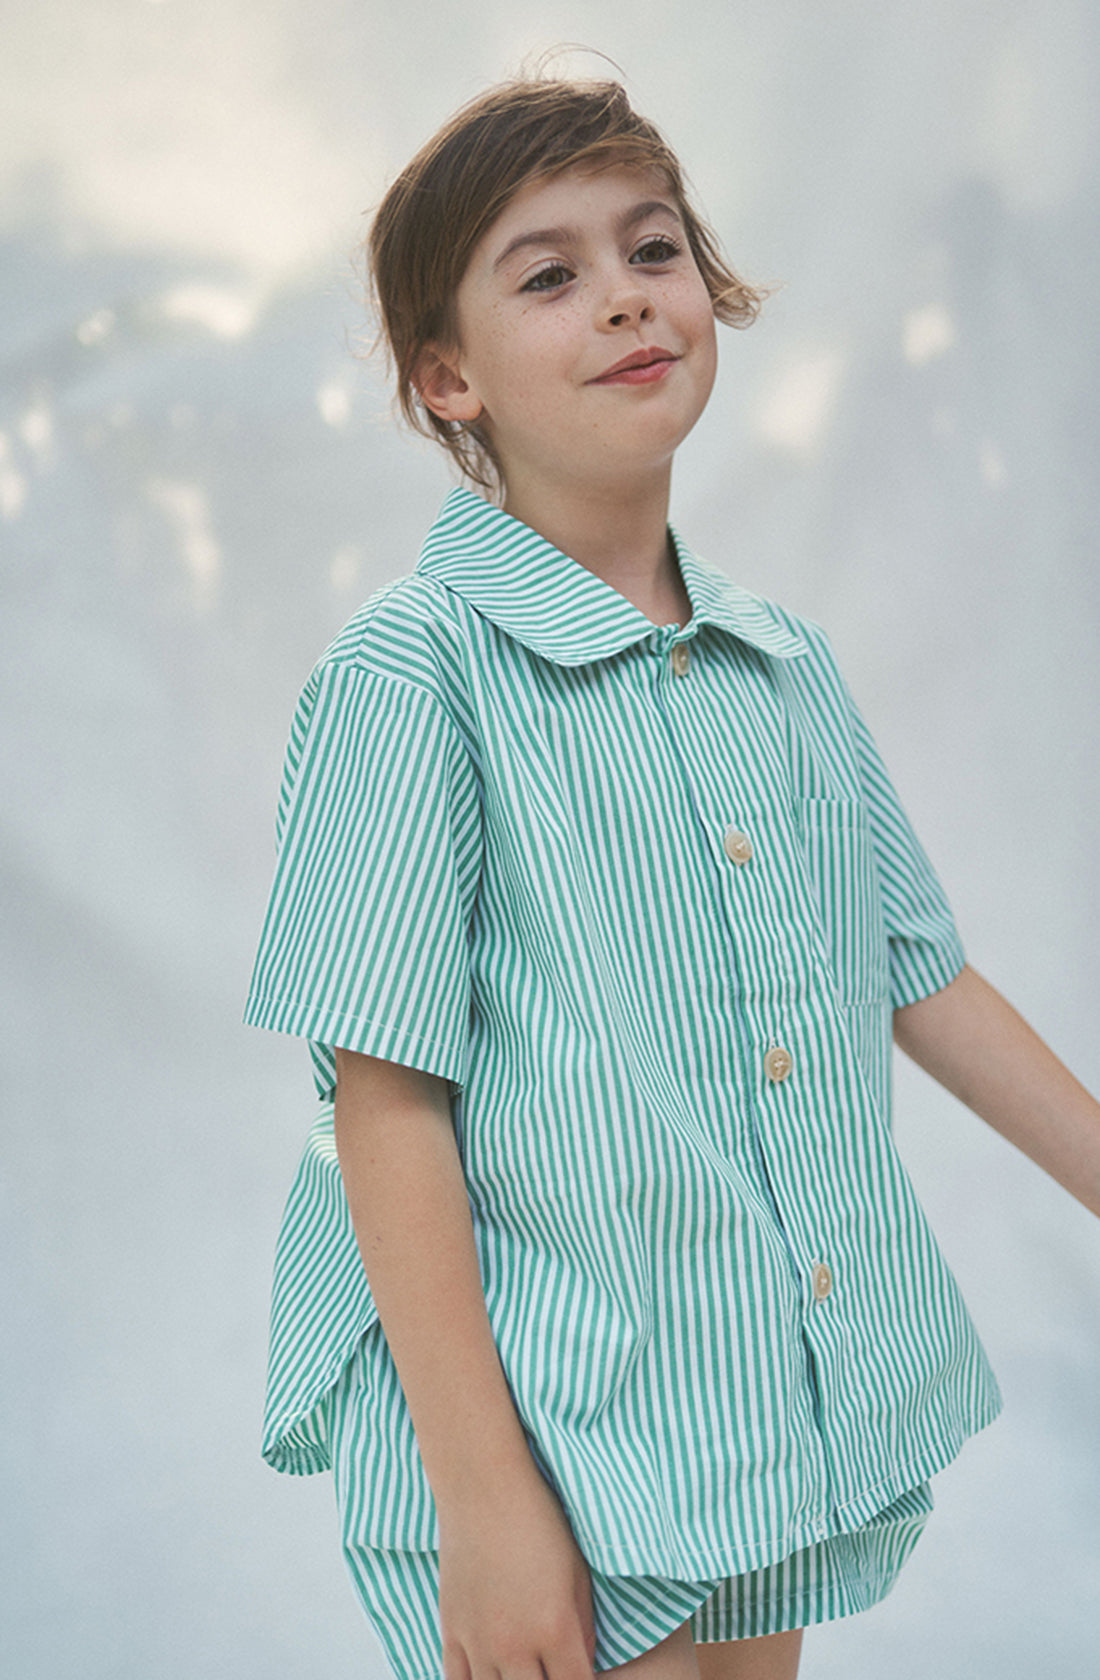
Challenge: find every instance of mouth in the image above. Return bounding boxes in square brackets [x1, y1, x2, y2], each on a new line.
[589, 347, 680, 384]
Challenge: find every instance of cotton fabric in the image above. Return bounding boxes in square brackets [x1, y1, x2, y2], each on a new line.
[245, 486, 1001, 1585]
[322, 1341, 935, 1680]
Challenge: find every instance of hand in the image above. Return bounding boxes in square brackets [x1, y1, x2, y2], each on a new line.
[437, 1464, 598, 1680]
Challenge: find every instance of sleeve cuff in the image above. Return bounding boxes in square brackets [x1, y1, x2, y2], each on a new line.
[888, 931, 967, 1009]
[243, 990, 468, 1091]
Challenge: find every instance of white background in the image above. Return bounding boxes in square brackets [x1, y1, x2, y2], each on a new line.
[2, 3, 1098, 1675]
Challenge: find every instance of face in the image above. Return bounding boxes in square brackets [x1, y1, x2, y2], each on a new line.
[417, 162, 719, 502]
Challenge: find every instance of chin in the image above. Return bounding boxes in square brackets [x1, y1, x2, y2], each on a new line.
[622, 413, 703, 463]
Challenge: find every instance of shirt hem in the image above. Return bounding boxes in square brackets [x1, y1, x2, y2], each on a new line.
[561, 1397, 1002, 1579]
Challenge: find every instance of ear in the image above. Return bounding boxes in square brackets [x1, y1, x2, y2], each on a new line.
[412, 345, 484, 425]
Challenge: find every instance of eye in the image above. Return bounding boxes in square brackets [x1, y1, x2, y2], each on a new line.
[631, 235, 682, 265]
[521, 262, 575, 293]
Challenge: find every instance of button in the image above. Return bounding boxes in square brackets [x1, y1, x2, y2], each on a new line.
[722, 827, 754, 866]
[812, 1262, 833, 1301]
[764, 1044, 793, 1083]
[812, 1516, 829, 1540]
[671, 642, 691, 676]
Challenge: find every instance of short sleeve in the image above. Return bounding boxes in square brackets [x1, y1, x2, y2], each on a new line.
[845, 686, 967, 1008]
[244, 659, 482, 1100]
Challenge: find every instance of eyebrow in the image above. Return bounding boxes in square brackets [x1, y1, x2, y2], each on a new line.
[491, 198, 682, 271]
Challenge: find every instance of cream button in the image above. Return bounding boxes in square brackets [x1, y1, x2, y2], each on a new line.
[764, 1044, 793, 1083]
[722, 827, 754, 866]
[812, 1262, 833, 1301]
[671, 642, 691, 677]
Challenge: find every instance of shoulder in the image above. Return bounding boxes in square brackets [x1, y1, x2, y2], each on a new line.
[317, 572, 468, 693]
[737, 588, 850, 694]
[274, 575, 481, 816]
[757, 594, 836, 665]
[288, 573, 477, 747]
[742, 593, 865, 755]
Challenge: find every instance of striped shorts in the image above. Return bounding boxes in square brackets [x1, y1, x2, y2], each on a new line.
[321, 1359, 933, 1680]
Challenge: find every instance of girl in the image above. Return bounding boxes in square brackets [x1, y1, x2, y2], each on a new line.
[244, 75, 1100, 1680]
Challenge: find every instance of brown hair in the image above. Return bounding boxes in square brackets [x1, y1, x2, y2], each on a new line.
[366, 75, 769, 497]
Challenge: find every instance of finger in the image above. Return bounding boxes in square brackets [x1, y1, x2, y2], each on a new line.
[540, 1623, 598, 1680]
[574, 1578, 597, 1668]
[441, 1637, 472, 1680]
[542, 1640, 597, 1680]
[495, 1661, 548, 1680]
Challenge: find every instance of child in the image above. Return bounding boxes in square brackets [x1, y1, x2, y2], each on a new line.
[244, 75, 1100, 1680]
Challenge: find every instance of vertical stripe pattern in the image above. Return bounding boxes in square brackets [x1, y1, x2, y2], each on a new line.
[322, 1357, 934, 1680]
[245, 487, 1001, 1599]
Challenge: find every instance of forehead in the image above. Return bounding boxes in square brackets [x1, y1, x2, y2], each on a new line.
[473, 161, 680, 264]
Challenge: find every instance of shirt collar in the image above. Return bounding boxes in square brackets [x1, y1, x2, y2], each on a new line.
[415, 486, 808, 668]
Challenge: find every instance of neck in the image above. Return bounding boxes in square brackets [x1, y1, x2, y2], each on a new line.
[500, 462, 683, 621]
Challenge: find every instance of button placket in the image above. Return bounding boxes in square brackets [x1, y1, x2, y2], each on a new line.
[722, 826, 753, 866]
[763, 1041, 793, 1083]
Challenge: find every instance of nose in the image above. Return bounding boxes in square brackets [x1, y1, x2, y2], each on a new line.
[599, 269, 656, 331]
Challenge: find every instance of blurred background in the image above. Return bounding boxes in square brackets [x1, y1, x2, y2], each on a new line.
[2, 2, 1098, 1675]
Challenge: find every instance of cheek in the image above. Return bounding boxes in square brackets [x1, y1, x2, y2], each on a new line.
[485, 299, 549, 360]
[499, 315, 578, 403]
[692, 282, 719, 342]
[671, 274, 719, 354]
[702, 317, 719, 378]
[690, 304, 719, 390]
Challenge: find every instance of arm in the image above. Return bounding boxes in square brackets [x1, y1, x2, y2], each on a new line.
[333, 1045, 538, 1510]
[333, 1047, 597, 1680]
[893, 964, 1100, 1219]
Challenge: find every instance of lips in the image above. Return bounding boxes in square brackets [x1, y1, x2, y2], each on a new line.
[590, 346, 679, 382]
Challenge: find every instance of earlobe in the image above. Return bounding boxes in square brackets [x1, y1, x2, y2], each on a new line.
[412, 346, 484, 425]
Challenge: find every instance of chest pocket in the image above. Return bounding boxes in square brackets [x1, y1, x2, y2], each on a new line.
[798, 796, 889, 1005]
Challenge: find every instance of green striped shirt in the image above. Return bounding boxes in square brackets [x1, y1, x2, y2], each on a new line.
[245, 486, 1002, 1578]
